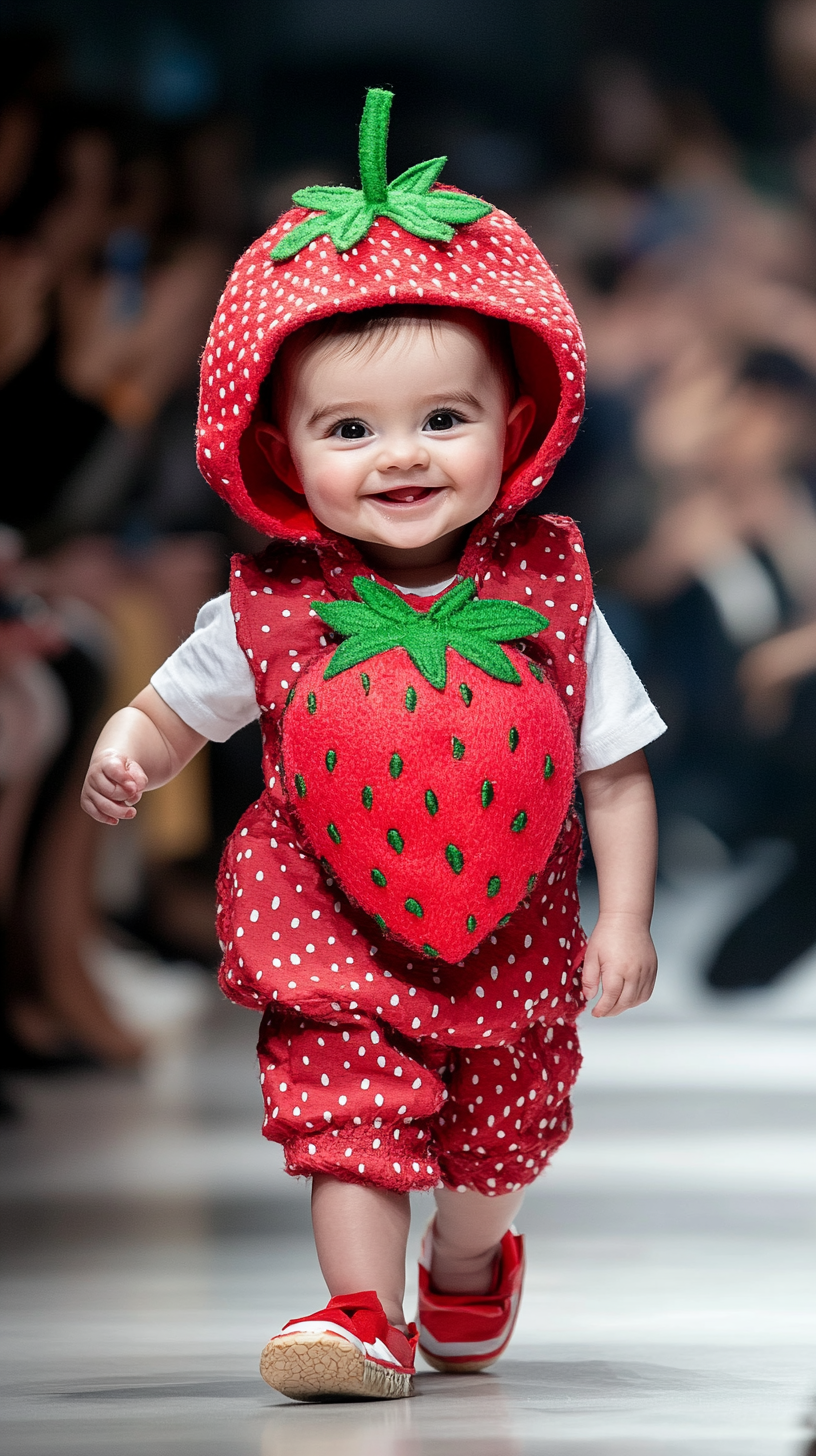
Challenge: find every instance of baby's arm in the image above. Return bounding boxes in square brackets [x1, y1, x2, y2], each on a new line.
[81, 686, 206, 826]
[578, 748, 658, 1017]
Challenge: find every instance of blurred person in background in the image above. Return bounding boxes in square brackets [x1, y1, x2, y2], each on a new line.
[0, 29, 260, 1069]
[525, 44, 816, 995]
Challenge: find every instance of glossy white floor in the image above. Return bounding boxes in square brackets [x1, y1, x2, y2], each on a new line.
[2, 853, 816, 1455]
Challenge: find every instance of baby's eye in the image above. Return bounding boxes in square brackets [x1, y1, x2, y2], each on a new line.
[334, 420, 369, 439]
[425, 411, 461, 432]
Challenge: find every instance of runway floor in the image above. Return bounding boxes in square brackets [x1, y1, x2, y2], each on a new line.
[2, 856, 816, 1455]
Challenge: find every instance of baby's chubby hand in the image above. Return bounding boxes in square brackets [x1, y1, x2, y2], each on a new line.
[81, 751, 148, 826]
[581, 911, 657, 1017]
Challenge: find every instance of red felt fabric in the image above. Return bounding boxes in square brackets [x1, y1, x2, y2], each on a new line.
[258, 1009, 581, 1196]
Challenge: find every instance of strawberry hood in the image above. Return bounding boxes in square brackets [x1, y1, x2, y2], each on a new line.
[196, 89, 586, 554]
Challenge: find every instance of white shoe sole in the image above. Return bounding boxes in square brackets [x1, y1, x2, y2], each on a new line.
[260, 1331, 413, 1402]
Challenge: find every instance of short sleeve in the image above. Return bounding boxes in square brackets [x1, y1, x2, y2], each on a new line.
[578, 604, 667, 773]
[150, 593, 259, 742]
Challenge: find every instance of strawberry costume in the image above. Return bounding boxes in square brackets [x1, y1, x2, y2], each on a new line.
[193, 90, 596, 1198]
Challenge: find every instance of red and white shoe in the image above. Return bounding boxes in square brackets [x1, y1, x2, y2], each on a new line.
[416, 1224, 525, 1372]
[260, 1290, 417, 1401]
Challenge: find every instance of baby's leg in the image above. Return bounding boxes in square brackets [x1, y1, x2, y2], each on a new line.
[431, 1186, 524, 1295]
[311, 1174, 410, 1329]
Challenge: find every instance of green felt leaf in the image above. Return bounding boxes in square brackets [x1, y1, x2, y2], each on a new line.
[352, 575, 416, 621]
[328, 203, 376, 253]
[448, 633, 521, 683]
[427, 576, 475, 620]
[422, 191, 492, 224]
[459, 600, 550, 637]
[322, 633, 400, 678]
[402, 635, 448, 690]
[382, 197, 454, 243]
[270, 214, 330, 261]
[292, 185, 359, 209]
[389, 156, 447, 193]
[314, 599, 384, 635]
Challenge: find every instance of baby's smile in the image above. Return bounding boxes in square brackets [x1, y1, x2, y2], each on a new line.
[369, 483, 443, 507]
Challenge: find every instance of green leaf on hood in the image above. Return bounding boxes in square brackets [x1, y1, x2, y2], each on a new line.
[270, 89, 491, 262]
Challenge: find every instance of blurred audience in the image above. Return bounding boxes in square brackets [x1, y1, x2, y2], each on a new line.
[525, 32, 816, 992]
[0, 31, 260, 1074]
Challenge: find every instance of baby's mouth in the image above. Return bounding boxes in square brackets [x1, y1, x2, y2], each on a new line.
[373, 485, 439, 505]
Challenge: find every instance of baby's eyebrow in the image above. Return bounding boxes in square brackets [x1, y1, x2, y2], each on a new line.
[306, 402, 364, 426]
[306, 389, 484, 428]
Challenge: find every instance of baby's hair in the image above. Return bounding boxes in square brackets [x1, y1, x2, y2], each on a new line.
[261, 306, 519, 426]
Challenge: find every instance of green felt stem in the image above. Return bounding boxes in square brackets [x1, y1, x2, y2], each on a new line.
[358, 89, 392, 205]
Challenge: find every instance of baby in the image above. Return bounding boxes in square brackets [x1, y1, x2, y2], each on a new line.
[82, 91, 663, 1402]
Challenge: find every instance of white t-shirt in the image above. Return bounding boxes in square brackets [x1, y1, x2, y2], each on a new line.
[151, 589, 666, 774]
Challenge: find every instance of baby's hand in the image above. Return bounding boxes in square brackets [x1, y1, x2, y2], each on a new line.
[581, 912, 657, 1017]
[81, 752, 148, 826]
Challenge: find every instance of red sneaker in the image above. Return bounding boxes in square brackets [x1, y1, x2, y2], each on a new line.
[260, 1290, 417, 1401]
[416, 1224, 525, 1372]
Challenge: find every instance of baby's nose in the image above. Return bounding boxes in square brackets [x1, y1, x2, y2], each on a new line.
[377, 435, 430, 469]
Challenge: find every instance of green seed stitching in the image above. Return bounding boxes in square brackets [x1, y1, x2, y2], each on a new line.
[459, 683, 473, 706]
[528, 661, 544, 682]
[481, 780, 494, 808]
[445, 844, 464, 874]
[423, 944, 439, 958]
[389, 752, 403, 779]
[387, 828, 404, 854]
[286, 685, 297, 706]
[325, 749, 337, 773]
[467, 914, 477, 933]
[373, 914, 387, 933]
[307, 691, 317, 714]
[405, 897, 424, 918]
[362, 785, 374, 810]
[497, 913, 512, 928]
[327, 822, 341, 844]
[544, 754, 554, 779]
[508, 726, 519, 752]
[487, 875, 501, 898]
[294, 773, 307, 798]
[452, 737, 465, 760]
[425, 789, 438, 816]
[371, 867, 387, 887]
[361, 672, 371, 695]
[511, 810, 528, 833]
[405, 685, 417, 712]
[527, 873, 537, 892]
[320, 857, 333, 876]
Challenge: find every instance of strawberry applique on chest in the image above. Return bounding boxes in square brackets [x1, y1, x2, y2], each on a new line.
[280, 575, 574, 964]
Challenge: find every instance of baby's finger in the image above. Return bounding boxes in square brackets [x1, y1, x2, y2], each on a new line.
[101, 758, 141, 793]
[98, 768, 142, 803]
[85, 786, 137, 824]
[592, 967, 625, 1017]
[581, 954, 601, 1001]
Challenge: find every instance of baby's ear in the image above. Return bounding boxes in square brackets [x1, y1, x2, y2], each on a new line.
[503, 394, 536, 473]
[253, 422, 306, 495]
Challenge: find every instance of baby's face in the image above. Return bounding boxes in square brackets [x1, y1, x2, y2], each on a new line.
[256, 317, 532, 557]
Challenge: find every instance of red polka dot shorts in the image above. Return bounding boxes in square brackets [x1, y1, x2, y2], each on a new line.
[257, 1009, 581, 1195]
